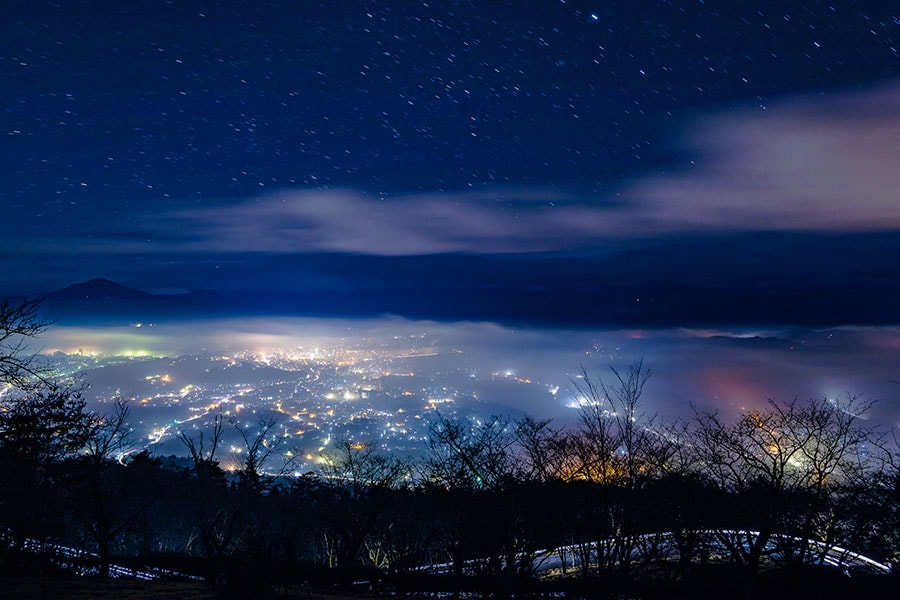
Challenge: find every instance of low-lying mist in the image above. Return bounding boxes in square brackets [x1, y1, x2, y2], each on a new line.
[32, 317, 900, 428]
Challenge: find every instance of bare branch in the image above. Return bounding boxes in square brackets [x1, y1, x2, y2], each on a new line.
[231, 412, 296, 487]
[85, 398, 136, 463]
[0, 297, 52, 391]
[177, 413, 224, 471]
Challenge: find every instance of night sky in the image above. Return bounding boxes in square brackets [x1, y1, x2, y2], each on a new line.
[2, 0, 899, 328]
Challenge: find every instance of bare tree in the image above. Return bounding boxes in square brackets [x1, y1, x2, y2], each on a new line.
[316, 440, 407, 568]
[426, 413, 521, 490]
[572, 359, 655, 486]
[176, 414, 239, 560]
[0, 297, 51, 391]
[424, 414, 544, 594]
[69, 399, 146, 577]
[177, 413, 224, 473]
[85, 399, 135, 463]
[230, 412, 296, 491]
[568, 360, 659, 576]
[514, 415, 570, 482]
[692, 395, 882, 578]
[569, 367, 623, 484]
[363, 487, 434, 574]
[772, 394, 881, 564]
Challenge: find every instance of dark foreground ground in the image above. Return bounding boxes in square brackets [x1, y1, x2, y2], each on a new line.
[0, 569, 898, 600]
[0, 577, 357, 600]
[0, 577, 218, 600]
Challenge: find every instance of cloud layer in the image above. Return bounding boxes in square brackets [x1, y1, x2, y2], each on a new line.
[623, 83, 900, 233]
[35, 318, 900, 426]
[7, 80, 899, 261]
[132, 81, 899, 256]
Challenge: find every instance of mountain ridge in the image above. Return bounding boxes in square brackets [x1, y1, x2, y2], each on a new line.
[46, 277, 154, 302]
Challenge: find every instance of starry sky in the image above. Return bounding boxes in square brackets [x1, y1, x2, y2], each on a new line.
[2, 0, 899, 328]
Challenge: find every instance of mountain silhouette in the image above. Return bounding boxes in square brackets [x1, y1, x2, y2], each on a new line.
[46, 278, 154, 303]
[37, 278, 177, 323]
[33, 278, 275, 323]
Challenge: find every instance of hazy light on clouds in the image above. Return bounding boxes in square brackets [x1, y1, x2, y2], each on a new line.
[36, 317, 522, 358]
[622, 82, 900, 233]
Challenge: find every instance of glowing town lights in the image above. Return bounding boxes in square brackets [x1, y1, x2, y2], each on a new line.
[566, 396, 603, 409]
[37, 333, 575, 476]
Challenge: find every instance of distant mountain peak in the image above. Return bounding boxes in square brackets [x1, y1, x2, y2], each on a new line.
[48, 278, 153, 301]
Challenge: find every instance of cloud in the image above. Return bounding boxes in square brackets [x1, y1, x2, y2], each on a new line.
[620, 82, 900, 233]
[151, 80, 899, 255]
[162, 188, 591, 255]
[11, 80, 900, 259]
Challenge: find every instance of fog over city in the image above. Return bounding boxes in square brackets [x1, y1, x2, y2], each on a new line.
[30, 317, 900, 466]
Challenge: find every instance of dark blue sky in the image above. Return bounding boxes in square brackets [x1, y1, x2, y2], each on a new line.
[2, 0, 899, 327]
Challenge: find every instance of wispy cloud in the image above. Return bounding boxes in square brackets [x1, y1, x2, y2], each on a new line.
[162, 188, 590, 255]
[13, 81, 900, 258]
[155, 81, 900, 255]
[621, 82, 900, 233]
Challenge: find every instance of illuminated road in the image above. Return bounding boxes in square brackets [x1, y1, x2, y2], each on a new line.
[3, 532, 199, 581]
[424, 530, 891, 576]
